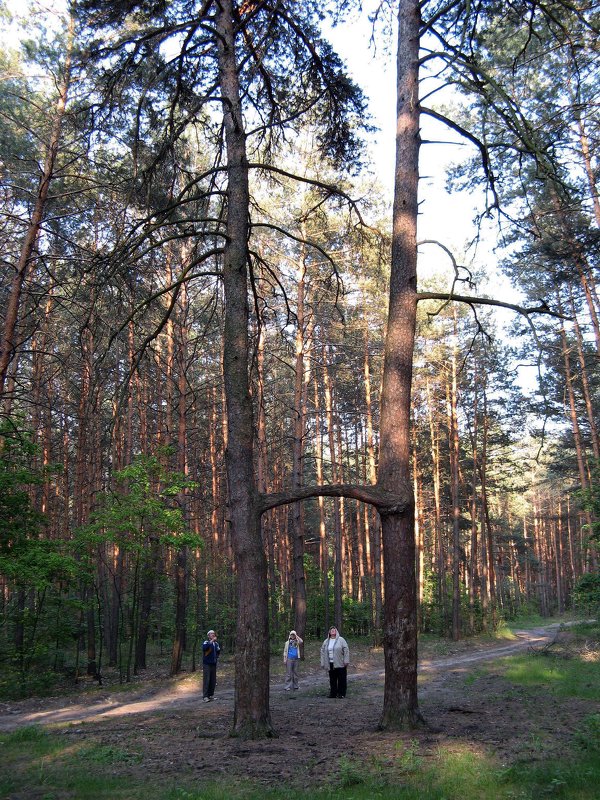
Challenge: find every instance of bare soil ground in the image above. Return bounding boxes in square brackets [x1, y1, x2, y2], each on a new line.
[1, 624, 597, 790]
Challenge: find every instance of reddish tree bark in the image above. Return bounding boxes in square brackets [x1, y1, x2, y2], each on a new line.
[0, 13, 74, 397]
[376, 0, 423, 729]
[216, 0, 273, 738]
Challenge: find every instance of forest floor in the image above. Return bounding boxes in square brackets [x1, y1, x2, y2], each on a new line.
[0, 621, 598, 794]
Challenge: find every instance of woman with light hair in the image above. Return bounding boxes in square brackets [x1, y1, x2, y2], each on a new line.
[320, 626, 350, 698]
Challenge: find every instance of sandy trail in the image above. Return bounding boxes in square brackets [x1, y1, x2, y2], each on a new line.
[0, 624, 563, 733]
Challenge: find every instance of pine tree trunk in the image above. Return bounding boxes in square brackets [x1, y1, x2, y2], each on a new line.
[468, 373, 480, 634]
[449, 317, 461, 641]
[377, 0, 423, 730]
[171, 283, 190, 676]
[556, 289, 592, 498]
[323, 353, 343, 629]
[0, 14, 74, 396]
[412, 434, 424, 630]
[289, 253, 308, 637]
[256, 315, 278, 634]
[313, 378, 330, 634]
[479, 389, 497, 626]
[426, 377, 445, 627]
[135, 538, 158, 672]
[216, 0, 272, 738]
[362, 330, 382, 639]
[567, 285, 600, 459]
[574, 110, 600, 228]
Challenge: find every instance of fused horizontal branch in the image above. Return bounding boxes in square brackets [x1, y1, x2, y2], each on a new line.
[259, 483, 412, 516]
[417, 291, 570, 320]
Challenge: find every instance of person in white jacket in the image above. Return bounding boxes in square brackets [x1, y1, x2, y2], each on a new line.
[320, 626, 350, 698]
[283, 630, 303, 690]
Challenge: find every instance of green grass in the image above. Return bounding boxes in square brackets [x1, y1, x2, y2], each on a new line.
[2, 722, 600, 800]
[499, 653, 600, 700]
[496, 616, 600, 699]
[569, 619, 600, 637]
[504, 611, 561, 629]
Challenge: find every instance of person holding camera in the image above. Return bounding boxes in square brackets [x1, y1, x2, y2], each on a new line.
[283, 629, 303, 691]
[202, 629, 220, 702]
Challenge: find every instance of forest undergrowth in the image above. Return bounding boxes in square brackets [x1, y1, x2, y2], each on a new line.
[1, 619, 599, 799]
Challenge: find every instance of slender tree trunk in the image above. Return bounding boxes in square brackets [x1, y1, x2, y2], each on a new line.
[553, 497, 564, 614]
[575, 111, 600, 228]
[556, 290, 592, 495]
[449, 319, 461, 641]
[256, 313, 278, 635]
[135, 538, 159, 672]
[170, 545, 188, 676]
[165, 255, 175, 446]
[566, 496, 579, 585]
[468, 386, 480, 635]
[109, 548, 124, 668]
[171, 283, 190, 676]
[323, 350, 343, 629]
[314, 378, 330, 634]
[566, 284, 600, 459]
[289, 252, 308, 637]
[412, 431, 424, 630]
[73, 312, 99, 677]
[363, 329, 382, 640]
[532, 496, 547, 615]
[426, 377, 445, 627]
[336, 423, 351, 600]
[479, 389, 496, 626]
[0, 13, 74, 396]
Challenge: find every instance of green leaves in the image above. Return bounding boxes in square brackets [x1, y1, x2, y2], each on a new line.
[578, 466, 600, 542]
[0, 421, 43, 549]
[572, 573, 600, 610]
[75, 452, 203, 554]
[0, 540, 78, 589]
[0, 419, 76, 593]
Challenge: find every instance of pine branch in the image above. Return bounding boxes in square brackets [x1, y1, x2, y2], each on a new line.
[417, 291, 571, 319]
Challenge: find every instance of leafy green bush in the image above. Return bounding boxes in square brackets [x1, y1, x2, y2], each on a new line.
[572, 573, 600, 614]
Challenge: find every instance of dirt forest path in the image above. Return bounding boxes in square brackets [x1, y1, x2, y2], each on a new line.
[3, 621, 596, 789]
[0, 624, 563, 733]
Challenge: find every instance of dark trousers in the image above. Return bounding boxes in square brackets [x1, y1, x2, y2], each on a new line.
[328, 664, 347, 697]
[203, 663, 217, 698]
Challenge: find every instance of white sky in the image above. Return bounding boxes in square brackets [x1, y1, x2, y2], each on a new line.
[328, 5, 531, 297]
[325, 5, 495, 277]
[325, 4, 540, 395]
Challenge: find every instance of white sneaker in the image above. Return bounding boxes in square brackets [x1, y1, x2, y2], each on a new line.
[203, 697, 210, 703]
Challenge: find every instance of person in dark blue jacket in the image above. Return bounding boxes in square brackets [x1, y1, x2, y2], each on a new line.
[202, 629, 220, 702]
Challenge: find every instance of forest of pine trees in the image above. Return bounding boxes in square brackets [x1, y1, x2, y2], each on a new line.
[0, 0, 598, 734]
